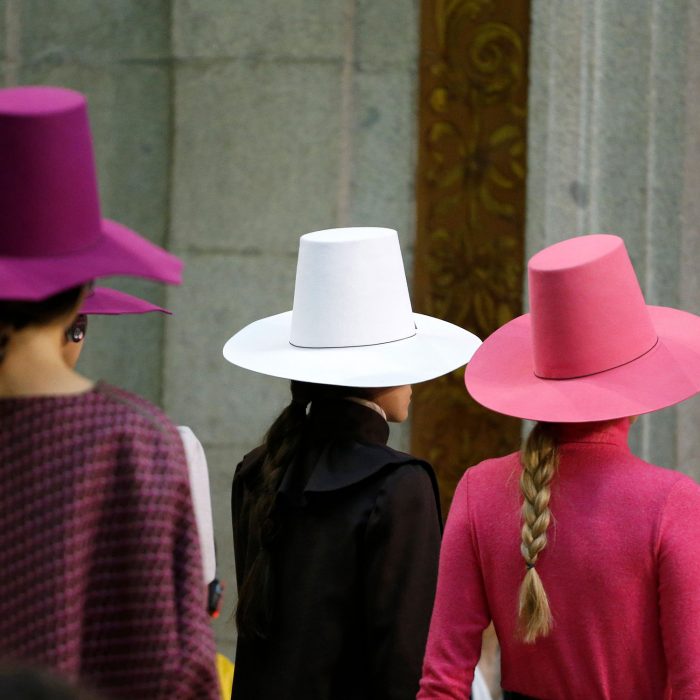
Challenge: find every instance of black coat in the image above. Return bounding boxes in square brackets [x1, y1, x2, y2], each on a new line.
[231, 399, 443, 700]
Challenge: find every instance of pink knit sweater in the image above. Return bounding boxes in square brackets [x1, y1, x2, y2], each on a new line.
[418, 419, 700, 699]
[0, 383, 219, 700]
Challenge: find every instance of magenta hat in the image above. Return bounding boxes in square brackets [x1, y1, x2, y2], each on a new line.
[465, 234, 700, 422]
[0, 86, 183, 301]
[80, 287, 170, 315]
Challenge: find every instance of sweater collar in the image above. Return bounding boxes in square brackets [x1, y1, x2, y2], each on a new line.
[553, 417, 632, 448]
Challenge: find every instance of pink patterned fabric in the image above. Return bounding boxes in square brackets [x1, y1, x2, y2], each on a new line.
[0, 383, 219, 700]
[419, 419, 700, 699]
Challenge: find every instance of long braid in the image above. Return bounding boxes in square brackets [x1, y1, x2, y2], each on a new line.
[518, 421, 558, 642]
[235, 380, 314, 640]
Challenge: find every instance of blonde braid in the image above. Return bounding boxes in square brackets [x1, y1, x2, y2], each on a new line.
[518, 421, 558, 642]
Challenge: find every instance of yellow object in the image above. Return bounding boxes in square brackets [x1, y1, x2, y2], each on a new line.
[216, 653, 234, 700]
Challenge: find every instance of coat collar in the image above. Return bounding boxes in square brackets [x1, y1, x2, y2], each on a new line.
[553, 417, 632, 448]
[235, 399, 391, 486]
[306, 398, 390, 447]
[236, 398, 441, 521]
[279, 398, 404, 499]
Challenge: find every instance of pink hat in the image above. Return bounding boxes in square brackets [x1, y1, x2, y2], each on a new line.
[80, 287, 170, 315]
[465, 234, 700, 422]
[0, 86, 183, 300]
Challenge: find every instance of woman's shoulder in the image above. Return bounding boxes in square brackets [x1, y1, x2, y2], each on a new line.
[450, 451, 522, 512]
[364, 455, 442, 529]
[325, 440, 436, 492]
[460, 451, 521, 487]
[91, 382, 180, 440]
[234, 444, 266, 483]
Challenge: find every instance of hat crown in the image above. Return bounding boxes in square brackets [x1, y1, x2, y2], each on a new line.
[289, 227, 416, 348]
[0, 86, 102, 257]
[529, 234, 657, 379]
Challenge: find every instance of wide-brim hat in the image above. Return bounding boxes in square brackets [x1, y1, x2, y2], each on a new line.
[0, 86, 182, 300]
[224, 227, 481, 387]
[465, 234, 700, 422]
[80, 287, 170, 315]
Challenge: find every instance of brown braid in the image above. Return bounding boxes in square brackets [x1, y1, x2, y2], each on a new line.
[518, 421, 558, 642]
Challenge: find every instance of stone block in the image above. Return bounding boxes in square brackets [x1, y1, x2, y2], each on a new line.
[18, 0, 170, 64]
[172, 60, 343, 254]
[586, 2, 657, 276]
[349, 67, 418, 278]
[639, 2, 685, 309]
[355, 0, 419, 72]
[172, 0, 345, 61]
[0, 1, 6, 70]
[1, 0, 20, 86]
[526, 0, 591, 258]
[162, 252, 297, 445]
[678, 396, 700, 481]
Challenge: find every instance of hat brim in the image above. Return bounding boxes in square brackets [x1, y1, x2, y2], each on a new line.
[223, 311, 482, 387]
[0, 219, 182, 301]
[465, 305, 700, 422]
[81, 287, 171, 315]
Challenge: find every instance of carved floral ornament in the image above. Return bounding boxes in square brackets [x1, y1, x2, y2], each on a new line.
[413, 0, 529, 509]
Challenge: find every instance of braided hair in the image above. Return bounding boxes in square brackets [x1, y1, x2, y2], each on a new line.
[517, 421, 558, 642]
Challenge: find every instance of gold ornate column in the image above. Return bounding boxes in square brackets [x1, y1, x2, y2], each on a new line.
[412, 0, 530, 514]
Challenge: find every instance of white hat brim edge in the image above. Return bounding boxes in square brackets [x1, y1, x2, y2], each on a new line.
[223, 311, 481, 387]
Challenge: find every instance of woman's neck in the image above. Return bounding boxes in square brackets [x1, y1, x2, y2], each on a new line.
[0, 325, 93, 398]
[344, 396, 387, 421]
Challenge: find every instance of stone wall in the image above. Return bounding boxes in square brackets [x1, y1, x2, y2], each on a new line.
[1, 0, 420, 657]
[527, 0, 700, 478]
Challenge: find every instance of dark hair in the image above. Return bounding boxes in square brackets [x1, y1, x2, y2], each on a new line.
[235, 380, 366, 640]
[0, 286, 85, 362]
[0, 666, 103, 700]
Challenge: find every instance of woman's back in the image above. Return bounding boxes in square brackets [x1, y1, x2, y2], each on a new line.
[232, 398, 443, 700]
[421, 419, 700, 699]
[0, 382, 218, 699]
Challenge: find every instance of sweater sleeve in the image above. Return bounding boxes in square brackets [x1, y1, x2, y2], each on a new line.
[159, 425, 221, 700]
[362, 462, 442, 700]
[418, 468, 490, 700]
[657, 476, 700, 698]
[178, 426, 216, 585]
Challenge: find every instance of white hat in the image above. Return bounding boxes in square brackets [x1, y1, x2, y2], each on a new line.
[223, 227, 481, 386]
